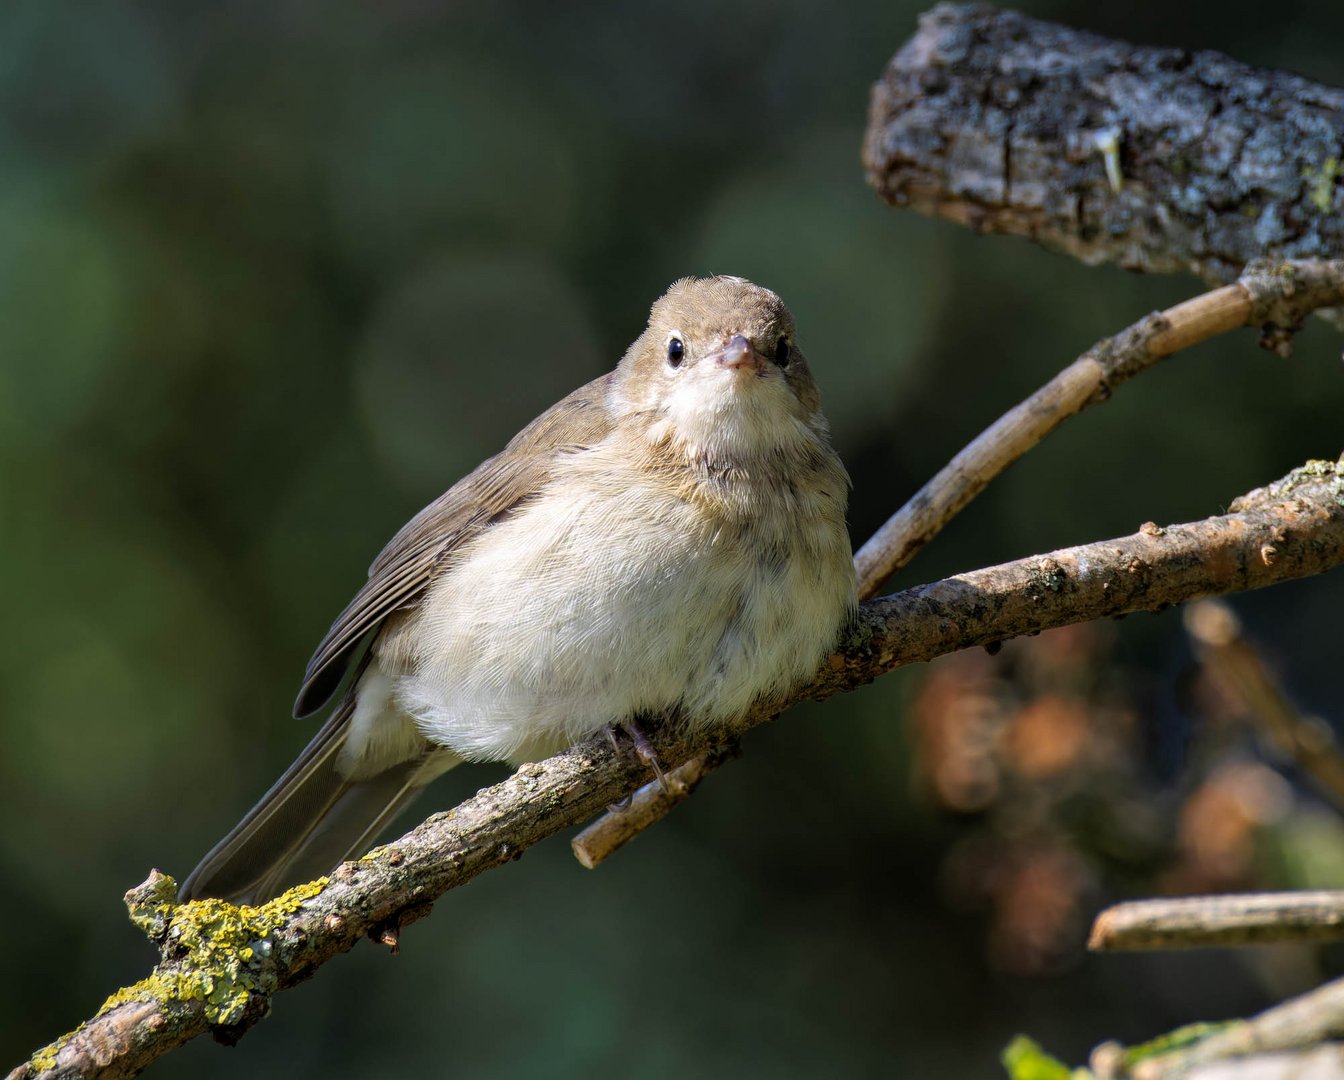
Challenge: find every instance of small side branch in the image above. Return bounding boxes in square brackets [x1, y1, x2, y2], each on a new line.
[571, 747, 735, 869]
[1089, 892, 1344, 951]
[864, 5, 1344, 287]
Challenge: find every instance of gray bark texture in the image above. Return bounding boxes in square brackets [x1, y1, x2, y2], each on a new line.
[863, 4, 1344, 285]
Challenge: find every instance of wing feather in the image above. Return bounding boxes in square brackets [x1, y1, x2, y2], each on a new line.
[292, 372, 614, 717]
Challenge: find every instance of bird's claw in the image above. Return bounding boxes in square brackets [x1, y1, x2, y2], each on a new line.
[605, 718, 670, 796]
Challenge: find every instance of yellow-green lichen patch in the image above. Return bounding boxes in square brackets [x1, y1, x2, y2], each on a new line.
[1121, 1021, 1235, 1067]
[28, 1041, 61, 1074]
[97, 971, 195, 1016]
[1233, 458, 1344, 513]
[113, 876, 330, 1027]
[1282, 459, 1344, 501]
[19, 974, 186, 1075]
[1302, 157, 1340, 213]
[126, 871, 180, 940]
[1000, 1034, 1089, 1079]
[1297, 458, 1341, 479]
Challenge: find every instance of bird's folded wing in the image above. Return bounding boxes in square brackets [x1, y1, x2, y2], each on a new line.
[292, 372, 616, 717]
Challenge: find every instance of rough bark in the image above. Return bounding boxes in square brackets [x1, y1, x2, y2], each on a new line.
[863, 4, 1344, 286]
[815, 460, 1344, 702]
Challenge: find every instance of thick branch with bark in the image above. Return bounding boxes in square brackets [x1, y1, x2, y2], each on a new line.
[11, 457, 1344, 1080]
[864, 4, 1344, 286]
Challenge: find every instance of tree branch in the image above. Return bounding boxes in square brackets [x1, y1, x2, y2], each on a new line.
[12, 455, 1344, 1080]
[864, 4, 1344, 289]
[1089, 892, 1344, 951]
[815, 459, 1344, 701]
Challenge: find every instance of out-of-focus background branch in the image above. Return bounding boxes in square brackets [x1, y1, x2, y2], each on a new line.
[3, 2, 1343, 1078]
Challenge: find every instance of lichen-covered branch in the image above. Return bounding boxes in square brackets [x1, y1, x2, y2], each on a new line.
[12, 457, 1344, 1080]
[1089, 977, 1344, 1078]
[1089, 891, 1344, 951]
[864, 4, 1344, 287]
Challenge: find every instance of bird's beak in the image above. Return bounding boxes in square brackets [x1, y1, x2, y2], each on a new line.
[716, 334, 766, 374]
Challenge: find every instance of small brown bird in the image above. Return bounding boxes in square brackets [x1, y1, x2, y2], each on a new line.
[181, 275, 855, 904]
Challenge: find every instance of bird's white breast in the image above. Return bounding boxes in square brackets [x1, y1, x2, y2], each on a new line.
[391, 437, 854, 765]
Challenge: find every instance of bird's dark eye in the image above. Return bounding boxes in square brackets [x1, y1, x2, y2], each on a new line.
[774, 337, 791, 366]
[667, 338, 685, 367]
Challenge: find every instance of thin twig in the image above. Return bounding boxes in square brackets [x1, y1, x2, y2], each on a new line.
[1089, 892, 1344, 951]
[1186, 599, 1344, 814]
[10, 457, 1344, 1080]
[854, 259, 1344, 595]
[570, 747, 733, 869]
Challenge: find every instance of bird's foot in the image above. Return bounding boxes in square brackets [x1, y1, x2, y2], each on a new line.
[604, 718, 670, 799]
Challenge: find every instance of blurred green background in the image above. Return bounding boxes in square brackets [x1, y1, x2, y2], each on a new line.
[2, 1, 1343, 1076]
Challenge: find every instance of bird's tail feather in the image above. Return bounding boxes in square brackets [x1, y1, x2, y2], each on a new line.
[179, 694, 459, 905]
